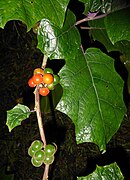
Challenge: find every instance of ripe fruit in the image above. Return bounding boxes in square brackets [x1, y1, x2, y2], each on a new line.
[28, 78, 36, 87]
[43, 155, 54, 165]
[31, 140, 43, 152]
[53, 75, 60, 85]
[31, 157, 43, 167]
[44, 144, 56, 156]
[43, 73, 54, 85]
[44, 68, 53, 74]
[33, 74, 43, 84]
[39, 87, 50, 96]
[33, 68, 44, 75]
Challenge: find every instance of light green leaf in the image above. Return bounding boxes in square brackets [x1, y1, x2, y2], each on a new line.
[0, 0, 70, 30]
[105, 7, 130, 44]
[6, 104, 31, 132]
[78, 162, 124, 180]
[37, 10, 126, 151]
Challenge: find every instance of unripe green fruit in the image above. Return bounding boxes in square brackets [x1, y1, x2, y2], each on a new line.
[28, 146, 35, 157]
[43, 155, 54, 165]
[31, 157, 43, 167]
[44, 68, 53, 74]
[53, 75, 60, 85]
[31, 140, 43, 152]
[44, 144, 56, 156]
[34, 150, 45, 161]
[47, 83, 55, 90]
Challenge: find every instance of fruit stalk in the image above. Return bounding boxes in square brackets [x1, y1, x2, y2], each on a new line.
[34, 85, 46, 147]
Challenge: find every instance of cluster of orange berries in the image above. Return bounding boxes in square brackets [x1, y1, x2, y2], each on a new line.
[28, 68, 60, 96]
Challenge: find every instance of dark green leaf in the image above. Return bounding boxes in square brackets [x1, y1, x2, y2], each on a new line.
[78, 162, 124, 180]
[89, 18, 130, 58]
[79, 0, 101, 14]
[105, 7, 130, 43]
[6, 104, 31, 132]
[0, 0, 70, 30]
[0, 166, 14, 180]
[37, 10, 126, 151]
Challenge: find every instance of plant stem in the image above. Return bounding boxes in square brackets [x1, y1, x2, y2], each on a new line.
[42, 55, 48, 69]
[75, 13, 108, 26]
[35, 55, 50, 180]
[35, 85, 46, 147]
[42, 165, 50, 180]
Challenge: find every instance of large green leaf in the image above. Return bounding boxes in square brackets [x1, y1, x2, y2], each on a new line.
[89, 18, 130, 58]
[105, 7, 130, 44]
[78, 162, 124, 180]
[6, 104, 31, 132]
[0, 0, 70, 30]
[37, 10, 126, 151]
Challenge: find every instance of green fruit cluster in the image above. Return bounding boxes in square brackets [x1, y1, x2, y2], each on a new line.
[28, 140, 57, 167]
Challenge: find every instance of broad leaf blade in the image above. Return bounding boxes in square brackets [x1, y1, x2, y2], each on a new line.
[89, 19, 130, 58]
[37, 10, 126, 151]
[105, 7, 130, 44]
[78, 162, 124, 180]
[6, 104, 31, 132]
[0, 0, 70, 30]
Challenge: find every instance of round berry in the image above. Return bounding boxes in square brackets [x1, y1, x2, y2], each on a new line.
[39, 87, 50, 96]
[44, 144, 56, 156]
[28, 78, 36, 87]
[53, 75, 60, 85]
[34, 150, 45, 161]
[43, 155, 54, 165]
[44, 68, 53, 74]
[31, 157, 43, 167]
[43, 73, 54, 85]
[31, 140, 43, 152]
[47, 83, 55, 90]
[28, 146, 35, 157]
[34, 68, 44, 75]
[33, 74, 43, 85]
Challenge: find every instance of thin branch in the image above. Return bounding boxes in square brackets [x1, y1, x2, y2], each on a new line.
[34, 85, 46, 147]
[80, 26, 105, 30]
[75, 13, 108, 26]
[42, 165, 50, 180]
[41, 55, 48, 69]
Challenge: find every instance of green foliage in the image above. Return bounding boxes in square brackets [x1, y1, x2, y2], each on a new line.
[89, 6, 130, 58]
[6, 104, 31, 132]
[1, 0, 129, 178]
[37, 10, 126, 151]
[0, 0, 70, 30]
[78, 162, 124, 180]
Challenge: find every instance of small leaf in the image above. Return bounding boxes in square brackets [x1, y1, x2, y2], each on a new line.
[6, 104, 31, 132]
[77, 162, 124, 180]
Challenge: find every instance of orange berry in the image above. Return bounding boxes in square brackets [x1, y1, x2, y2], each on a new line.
[43, 73, 54, 85]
